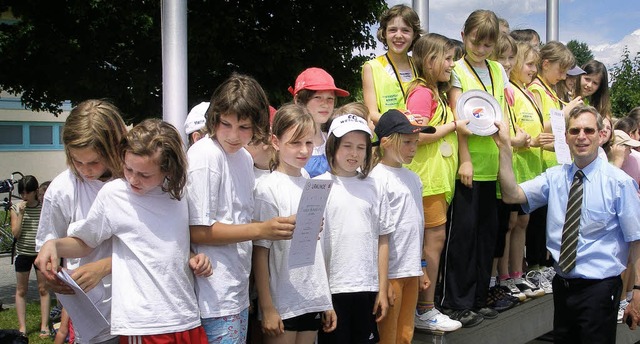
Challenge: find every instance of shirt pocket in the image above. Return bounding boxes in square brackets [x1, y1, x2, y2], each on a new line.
[580, 208, 608, 239]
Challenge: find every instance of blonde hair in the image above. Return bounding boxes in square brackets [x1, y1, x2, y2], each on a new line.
[409, 33, 455, 101]
[121, 119, 187, 200]
[463, 9, 499, 46]
[326, 102, 370, 132]
[510, 42, 540, 83]
[372, 132, 404, 167]
[269, 104, 316, 172]
[538, 41, 575, 72]
[63, 99, 127, 180]
[376, 4, 424, 52]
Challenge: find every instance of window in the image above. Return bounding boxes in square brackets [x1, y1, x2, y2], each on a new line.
[0, 122, 64, 151]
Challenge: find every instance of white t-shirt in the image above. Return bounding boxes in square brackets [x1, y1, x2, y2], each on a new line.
[69, 179, 200, 336]
[253, 171, 333, 320]
[370, 164, 424, 279]
[36, 169, 114, 344]
[315, 172, 394, 294]
[187, 137, 254, 318]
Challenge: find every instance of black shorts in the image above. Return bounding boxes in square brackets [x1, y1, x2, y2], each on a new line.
[14, 254, 38, 273]
[283, 312, 322, 332]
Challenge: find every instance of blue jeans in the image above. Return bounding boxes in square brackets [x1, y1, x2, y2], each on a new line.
[201, 308, 248, 344]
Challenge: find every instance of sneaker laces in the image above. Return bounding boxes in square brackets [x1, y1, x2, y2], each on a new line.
[525, 270, 541, 288]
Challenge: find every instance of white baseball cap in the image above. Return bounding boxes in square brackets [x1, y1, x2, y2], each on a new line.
[614, 130, 640, 147]
[184, 102, 209, 135]
[328, 114, 372, 138]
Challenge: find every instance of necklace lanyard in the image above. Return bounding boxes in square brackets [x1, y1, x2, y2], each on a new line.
[505, 103, 517, 136]
[534, 76, 566, 108]
[436, 97, 447, 126]
[385, 53, 417, 103]
[512, 80, 544, 132]
[463, 57, 495, 96]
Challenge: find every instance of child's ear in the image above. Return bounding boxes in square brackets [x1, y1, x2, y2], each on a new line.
[293, 95, 300, 105]
[380, 136, 390, 147]
[271, 134, 280, 151]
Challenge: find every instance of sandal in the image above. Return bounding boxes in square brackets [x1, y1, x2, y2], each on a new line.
[39, 330, 50, 339]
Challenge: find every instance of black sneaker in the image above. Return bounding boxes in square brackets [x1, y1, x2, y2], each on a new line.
[487, 286, 515, 312]
[474, 307, 499, 319]
[441, 308, 484, 328]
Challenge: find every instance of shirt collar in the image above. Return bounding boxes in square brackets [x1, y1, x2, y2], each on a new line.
[568, 157, 600, 182]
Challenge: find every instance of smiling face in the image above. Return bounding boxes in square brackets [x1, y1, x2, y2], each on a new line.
[123, 150, 167, 195]
[566, 111, 600, 168]
[435, 47, 456, 82]
[273, 125, 314, 176]
[515, 50, 538, 85]
[497, 47, 516, 75]
[68, 147, 109, 181]
[215, 113, 254, 154]
[333, 131, 369, 177]
[580, 73, 602, 97]
[462, 28, 495, 66]
[385, 16, 415, 55]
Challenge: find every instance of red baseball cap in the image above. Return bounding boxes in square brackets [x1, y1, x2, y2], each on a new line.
[288, 67, 350, 97]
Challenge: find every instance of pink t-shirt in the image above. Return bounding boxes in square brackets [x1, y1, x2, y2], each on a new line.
[621, 150, 640, 185]
[407, 86, 437, 120]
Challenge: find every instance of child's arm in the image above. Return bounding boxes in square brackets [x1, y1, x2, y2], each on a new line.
[449, 87, 474, 188]
[373, 234, 390, 322]
[190, 215, 295, 245]
[362, 63, 382, 125]
[35, 237, 94, 282]
[252, 246, 284, 336]
[10, 201, 26, 238]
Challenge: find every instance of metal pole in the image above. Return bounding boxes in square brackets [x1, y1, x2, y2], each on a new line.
[412, 0, 429, 34]
[161, 0, 188, 146]
[546, 0, 559, 42]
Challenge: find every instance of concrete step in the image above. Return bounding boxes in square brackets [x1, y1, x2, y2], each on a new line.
[412, 294, 640, 344]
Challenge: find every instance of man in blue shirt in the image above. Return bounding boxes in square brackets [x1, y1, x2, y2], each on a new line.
[493, 105, 640, 343]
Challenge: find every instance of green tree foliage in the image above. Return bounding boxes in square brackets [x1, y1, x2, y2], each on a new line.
[566, 40, 593, 67]
[610, 47, 640, 117]
[0, 0, 386, 123]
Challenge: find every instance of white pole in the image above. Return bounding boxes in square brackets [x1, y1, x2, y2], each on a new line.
[412, 0, 429, 34]
[546, 0, 559, 42]
[161, 0, 188, 146]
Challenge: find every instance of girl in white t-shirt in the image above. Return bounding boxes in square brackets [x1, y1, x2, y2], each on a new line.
[252, 104, 337, 343]
[316, 113, 394, 344]
[187, 73, 296, 344]
[36, 119, 211, 344]
[36, 99, 127, 344]
[370, 109, 435, 343]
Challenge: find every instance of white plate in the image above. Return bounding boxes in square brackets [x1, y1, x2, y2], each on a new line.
[456, 90, 502, 136]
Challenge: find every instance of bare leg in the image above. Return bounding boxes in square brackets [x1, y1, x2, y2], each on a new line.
[35, 269, 51, 333]
[509, 213, 530, 275]
[418, 224, 446, 309]
[15, 271, 30, 334]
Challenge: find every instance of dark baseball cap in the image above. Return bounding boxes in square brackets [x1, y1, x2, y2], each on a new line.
[373, 109, 436, 146]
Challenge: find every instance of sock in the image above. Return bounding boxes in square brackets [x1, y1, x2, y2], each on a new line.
[510, 271, 523, 279]
[490, 276, 497, 288]
[529, 264, 540, 271]
[499, 274, 510, 281]
[627, 291, 633, 302]
[417, 301, 434, 314]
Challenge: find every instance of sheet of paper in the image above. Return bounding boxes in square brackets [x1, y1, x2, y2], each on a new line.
[549, 109, 572, 164]
[56, 269, 110, 340]
[288, 179, 333, 268]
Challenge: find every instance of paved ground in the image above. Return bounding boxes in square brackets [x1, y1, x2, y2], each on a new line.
[0, 253, 44, 310]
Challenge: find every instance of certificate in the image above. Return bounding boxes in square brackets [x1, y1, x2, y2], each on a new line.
[56, 269, 110, 340]
[288, 179, 333, 268]
[550, 109, 572, 164]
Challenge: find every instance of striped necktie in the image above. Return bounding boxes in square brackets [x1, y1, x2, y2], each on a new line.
[558, 170, 585, 274]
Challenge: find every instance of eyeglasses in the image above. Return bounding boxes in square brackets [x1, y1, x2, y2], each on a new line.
[567, 127, 597, 135]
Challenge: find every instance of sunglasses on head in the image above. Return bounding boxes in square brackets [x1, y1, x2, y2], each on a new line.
[567, 127, 597, 135]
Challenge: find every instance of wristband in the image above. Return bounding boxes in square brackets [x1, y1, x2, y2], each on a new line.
[421, 259, 427, 268]
[633, 285, 640, 290]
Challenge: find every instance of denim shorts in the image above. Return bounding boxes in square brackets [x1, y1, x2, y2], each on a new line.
[201, 308, 248, 344]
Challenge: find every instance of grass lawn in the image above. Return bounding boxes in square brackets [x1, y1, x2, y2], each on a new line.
[0, 302, 55, 343]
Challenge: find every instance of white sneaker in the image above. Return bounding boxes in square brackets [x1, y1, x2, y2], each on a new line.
[526, 269, 553, 294]
[415, 308, 463, 332]
[514, 277, 546, 298]
[499, 278, 526, 301]
[618, 299, 629, 324]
